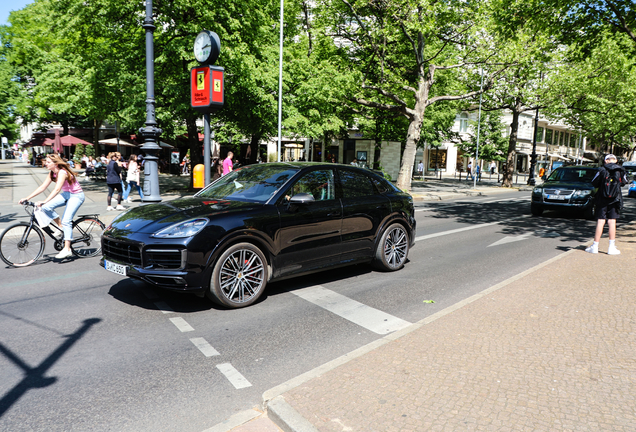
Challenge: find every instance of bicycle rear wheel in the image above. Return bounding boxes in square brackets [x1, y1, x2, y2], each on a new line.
[71, 217, 106, 257]
[0, 222, 45, 267]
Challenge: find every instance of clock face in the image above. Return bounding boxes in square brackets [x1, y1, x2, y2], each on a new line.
[194, 31, 212, 63]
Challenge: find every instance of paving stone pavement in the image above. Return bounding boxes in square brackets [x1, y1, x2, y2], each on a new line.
[272, 229, 636, 432]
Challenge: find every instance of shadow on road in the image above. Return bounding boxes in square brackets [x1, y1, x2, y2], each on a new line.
[0, 318, 101, 418]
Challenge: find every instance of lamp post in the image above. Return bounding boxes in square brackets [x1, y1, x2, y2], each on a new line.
[527, 107, 539, 186]
[139, 0, 162, 202]
[276, 0, 284, 162]
[473, 68, 483, 189]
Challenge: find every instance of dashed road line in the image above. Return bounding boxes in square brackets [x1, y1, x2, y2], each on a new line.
[169, 317, 195, 332]
[415, 215, 529, 242]
[292, 286, 411, 335]
[216, 363, 252, 389]
[190, 337, 220, 357]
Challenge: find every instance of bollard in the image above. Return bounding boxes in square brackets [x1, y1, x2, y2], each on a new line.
[193, 164, 205, 189]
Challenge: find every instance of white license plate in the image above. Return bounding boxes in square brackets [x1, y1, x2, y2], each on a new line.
[105, 259, 128, 276]
[547, 195, 567, 200]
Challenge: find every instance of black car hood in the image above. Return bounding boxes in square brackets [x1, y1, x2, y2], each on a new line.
[106, 198, 261, 235]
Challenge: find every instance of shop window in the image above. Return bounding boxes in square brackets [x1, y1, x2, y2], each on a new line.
[545, 129, 553, 145]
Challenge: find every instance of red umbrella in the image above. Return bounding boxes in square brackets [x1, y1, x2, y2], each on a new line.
[53, 129, 63, 153]
[60, 135, 93, 146]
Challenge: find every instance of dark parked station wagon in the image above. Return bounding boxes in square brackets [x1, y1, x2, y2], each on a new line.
[101, 162, 416, 308]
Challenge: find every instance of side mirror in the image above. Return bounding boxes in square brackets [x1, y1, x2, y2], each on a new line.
[289, 193, 315, 204]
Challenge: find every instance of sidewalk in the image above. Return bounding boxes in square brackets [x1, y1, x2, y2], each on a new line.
[222, 224, 635, 432]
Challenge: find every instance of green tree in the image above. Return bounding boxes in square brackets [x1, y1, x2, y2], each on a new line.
[312, 0, 507, 190]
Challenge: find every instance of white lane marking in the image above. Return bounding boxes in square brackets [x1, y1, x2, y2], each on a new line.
[169, 317, 194, 332]
[292, 286, 411, 335]
[488, 232, 532, 247]
[190, 337, 220, 357]
[415, 215, 529, 242]
[481, 197, 525, 204]
[154, 301, 174, 314]
[216, 363, 252, 389]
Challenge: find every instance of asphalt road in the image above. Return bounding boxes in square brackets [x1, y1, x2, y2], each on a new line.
[1, 190, 633, 431]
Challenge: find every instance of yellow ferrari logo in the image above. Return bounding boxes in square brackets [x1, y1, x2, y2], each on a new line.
[214, 79, 221, 92]
[197, 71, 205, 90]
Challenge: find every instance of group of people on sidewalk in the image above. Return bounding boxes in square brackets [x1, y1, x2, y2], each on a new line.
[105, 152, 143, 211]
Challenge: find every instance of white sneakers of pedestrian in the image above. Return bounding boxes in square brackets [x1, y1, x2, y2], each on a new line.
[107, 206, 115, 211]
[607, 245, 621, 255]
[585, 244, 598, 254]
[55, 249, 73, 259]
[116, 205, 126, 210]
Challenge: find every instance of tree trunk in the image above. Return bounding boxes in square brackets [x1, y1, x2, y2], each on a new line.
[502, 104, 521, 188]
[93, 119, 102, 148]
[244, 134, 261, 165]
[396, 81, 429, 190]
[186, 117, 200, 190]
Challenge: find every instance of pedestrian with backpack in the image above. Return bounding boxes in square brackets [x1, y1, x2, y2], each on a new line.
[586, 154, 628, 254]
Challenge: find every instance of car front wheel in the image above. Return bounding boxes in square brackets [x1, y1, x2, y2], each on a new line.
[530, 203, 543, 216]
[208, 243, 268, 308]
[374, 223, 409, 271]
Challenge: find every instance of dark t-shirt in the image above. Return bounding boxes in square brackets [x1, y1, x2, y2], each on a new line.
[106, 160, 122, 184]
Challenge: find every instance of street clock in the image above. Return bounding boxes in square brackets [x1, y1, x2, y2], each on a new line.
[193, 30, 220, 65]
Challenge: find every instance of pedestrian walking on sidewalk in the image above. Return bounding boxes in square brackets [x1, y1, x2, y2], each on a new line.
[222, 151, 234, 176]
[106, 152, 125, 211]
[586, 154, 628, 255]
[466, 161, 473, 181]
[122, 154, 144, 203]
[19, 154, 85, 259]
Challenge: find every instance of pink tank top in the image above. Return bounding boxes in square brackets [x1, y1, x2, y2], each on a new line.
[55, 172, 83, 194]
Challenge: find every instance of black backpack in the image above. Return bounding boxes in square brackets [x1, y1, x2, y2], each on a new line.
[600, 168, 622, 199]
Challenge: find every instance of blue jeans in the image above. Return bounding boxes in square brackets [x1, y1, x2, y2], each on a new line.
[41, 191, 85, 241]
[123, 180, 144, 201]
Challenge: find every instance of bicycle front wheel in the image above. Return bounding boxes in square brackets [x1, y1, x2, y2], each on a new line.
[0, 222, 45, 267]
[71, 217, 105, 257]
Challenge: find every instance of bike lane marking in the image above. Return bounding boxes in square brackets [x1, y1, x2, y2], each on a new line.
[169, 317, 195, 332]
[216, 363, 252, 389]
[292, 286, 411, 335]
[190, 337, 220, 357]
[414, 215, 529, 242]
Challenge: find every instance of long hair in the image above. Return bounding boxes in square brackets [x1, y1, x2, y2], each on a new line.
[47, 154, 78, 184]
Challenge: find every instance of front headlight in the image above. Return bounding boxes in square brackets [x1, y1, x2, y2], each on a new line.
[153, 218, 208, 238]
[533, 187, 542, 194]
[573, 190, 592, 198]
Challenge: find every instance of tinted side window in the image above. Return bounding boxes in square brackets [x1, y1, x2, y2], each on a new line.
[288, 169, 336, 201]
[339, 169, 375, 198]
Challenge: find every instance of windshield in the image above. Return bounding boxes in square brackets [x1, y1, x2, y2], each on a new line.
[547, 167, 596, 183]
[196, 165, 300, 203]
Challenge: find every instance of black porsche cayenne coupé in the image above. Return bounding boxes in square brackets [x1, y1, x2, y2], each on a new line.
[101, 162, 416, 308]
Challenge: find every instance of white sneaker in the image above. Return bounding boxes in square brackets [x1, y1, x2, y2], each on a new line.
[107, 206, 115, 211]
[607, 245, 621, 255]
[585, 244, 598, 254]
[55, 249, 73, 259]
[116, 205, 126, 210]
[127, 198, 133, 203]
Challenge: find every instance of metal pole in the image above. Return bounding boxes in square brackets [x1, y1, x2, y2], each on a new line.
[116, 120, 120, 155]
[204, 113, 211, 185]
[528, 108, 539, 185]
[139, 0, 162, 202]
[276, 0, 284, 162]
[473, 69, 483, 189]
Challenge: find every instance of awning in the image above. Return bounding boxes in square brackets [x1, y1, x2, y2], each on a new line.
[99, 137, 138, 147]
[23, 137, 54, 147]
[548, 153, 568, 160]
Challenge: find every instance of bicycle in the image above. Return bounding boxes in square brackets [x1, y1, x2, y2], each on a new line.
[0, 201, 105, 267]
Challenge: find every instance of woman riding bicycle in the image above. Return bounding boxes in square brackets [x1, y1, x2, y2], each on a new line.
[19, 154, 85, 259]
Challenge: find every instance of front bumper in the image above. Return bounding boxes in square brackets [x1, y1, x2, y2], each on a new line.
[100, 235, 209, 293]
[531, 193, 594, 212]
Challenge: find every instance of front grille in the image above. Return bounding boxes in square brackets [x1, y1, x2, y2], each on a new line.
[544, 189, 574, 195]
[103, 238, 142, 266]
[145, 249, 185, 270]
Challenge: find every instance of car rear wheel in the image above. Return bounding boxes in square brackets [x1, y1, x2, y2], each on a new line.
[530, 203, 543, 216]
[374, 223, 409, 271]
[208, 243, 268, 308]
